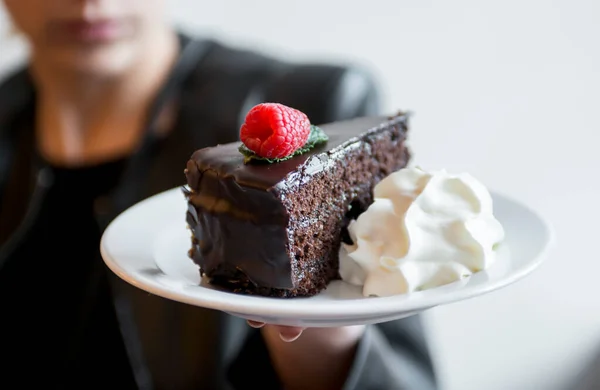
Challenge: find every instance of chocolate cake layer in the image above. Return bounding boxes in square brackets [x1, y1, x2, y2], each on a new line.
[184, 114, 411, 297]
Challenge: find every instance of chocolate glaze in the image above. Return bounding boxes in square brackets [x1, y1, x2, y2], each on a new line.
[184, 114, 410, 295]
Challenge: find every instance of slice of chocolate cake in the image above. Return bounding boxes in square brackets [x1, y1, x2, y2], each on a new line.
[184, 105, 411, 298]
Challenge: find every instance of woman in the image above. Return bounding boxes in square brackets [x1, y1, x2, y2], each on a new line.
[0, 1, 438, 389]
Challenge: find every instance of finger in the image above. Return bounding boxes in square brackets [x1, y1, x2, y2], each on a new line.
[273, 325, 306, 342]
[247, 320, 265, 328]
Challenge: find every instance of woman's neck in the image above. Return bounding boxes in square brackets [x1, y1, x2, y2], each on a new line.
[32, 28, 179, 167]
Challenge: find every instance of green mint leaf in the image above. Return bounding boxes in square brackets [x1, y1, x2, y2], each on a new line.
[298, 125, 329, 153]
[239, 125, 329, 164]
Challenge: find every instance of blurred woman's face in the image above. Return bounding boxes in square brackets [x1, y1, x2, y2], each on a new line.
[3, 0, 170, 76]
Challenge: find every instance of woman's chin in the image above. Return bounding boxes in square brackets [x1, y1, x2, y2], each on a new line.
[38, 43, 139, 77]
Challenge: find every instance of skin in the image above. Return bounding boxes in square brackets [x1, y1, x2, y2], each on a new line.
[250, 321, 365, 390]
[3, 1, 365, 388]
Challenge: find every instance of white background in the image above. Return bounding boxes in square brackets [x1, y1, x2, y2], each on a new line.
[1, 1, 599, 389]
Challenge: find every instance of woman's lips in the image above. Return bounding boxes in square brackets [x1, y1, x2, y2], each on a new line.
[50, 19, 129, 44]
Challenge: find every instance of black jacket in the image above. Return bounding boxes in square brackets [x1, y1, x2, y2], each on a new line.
[0, 33, 438, 390]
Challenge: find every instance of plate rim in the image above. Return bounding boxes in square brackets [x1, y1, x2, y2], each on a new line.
[100, 187, 555, 319]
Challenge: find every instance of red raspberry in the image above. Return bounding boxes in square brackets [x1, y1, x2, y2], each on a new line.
[240, 103, 311, 159]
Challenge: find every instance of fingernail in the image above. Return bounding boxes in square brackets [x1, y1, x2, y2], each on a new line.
[247, 320, 265, 328]
[279, 331, 302, 342]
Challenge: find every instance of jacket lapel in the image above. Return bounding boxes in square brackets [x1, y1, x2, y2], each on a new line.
[0, 69, 35, 199]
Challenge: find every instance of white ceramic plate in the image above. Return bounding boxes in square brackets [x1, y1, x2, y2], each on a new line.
[100, 187, 553, 327]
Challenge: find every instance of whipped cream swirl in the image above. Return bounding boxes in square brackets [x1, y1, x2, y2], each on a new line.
[339, 167, 505, 297]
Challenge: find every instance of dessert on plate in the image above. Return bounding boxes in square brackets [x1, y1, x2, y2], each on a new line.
[184, 103, 410, 297]
[183, 103, 505, 298]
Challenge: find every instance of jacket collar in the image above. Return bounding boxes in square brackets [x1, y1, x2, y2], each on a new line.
[0, 67, 34, 135]
[0, 68, 35, 198]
